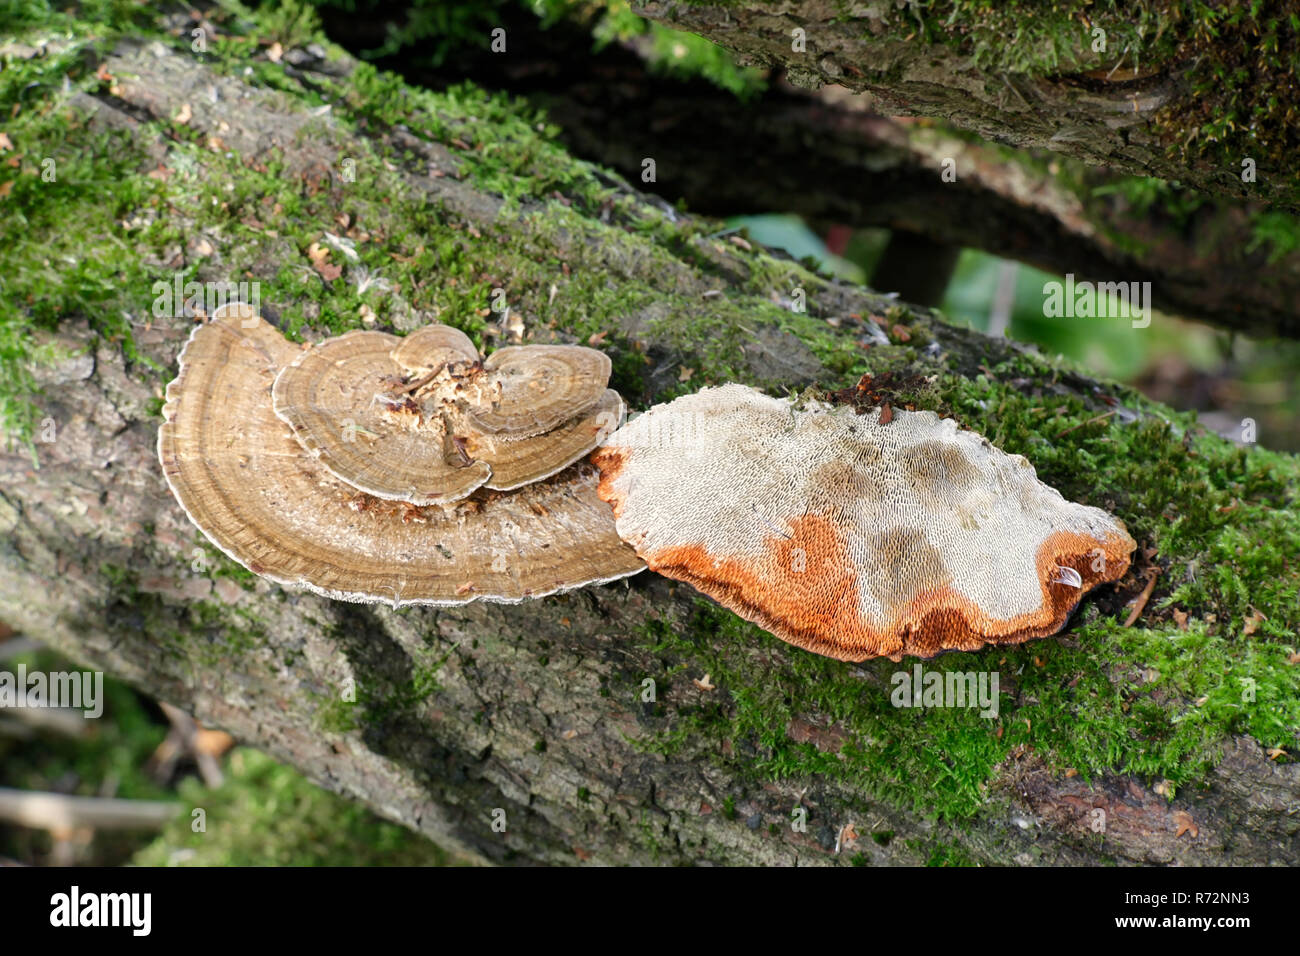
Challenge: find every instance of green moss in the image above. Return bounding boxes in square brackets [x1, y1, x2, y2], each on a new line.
[188, 602, 269, 664]
[0, 35, 167, 449]
[584, 0, 766, 99]
[880, 1, 1299, 204]
[314, 692, 361, 734]
[720, 794, 736, 821]
[132, 747, 454, 865]
[1246, 209, 1300, 264]
[0, 2, 843, 441]
[255, 0, 324, 49]
[99, 562, 141, 601]
[919, 839, 979, 867]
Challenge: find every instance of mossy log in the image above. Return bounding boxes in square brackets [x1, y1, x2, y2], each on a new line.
[385, 2, 1300, 340]
[0, 19, 1297, 866]
[633, 1, 1300, 212]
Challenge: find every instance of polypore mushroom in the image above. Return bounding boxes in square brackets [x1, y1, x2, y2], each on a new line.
[272, 329, 493, 504]
[271, 327, 621, 504]
[158, 306, 643, 605]
[593, 384, 1135, 662]
[390, 323, 479, 374]
[467, 345, 611, 437]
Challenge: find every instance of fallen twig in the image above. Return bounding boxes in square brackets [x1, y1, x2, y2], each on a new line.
[1123, 567, 1161, 626]
[0, 788, 179, 831]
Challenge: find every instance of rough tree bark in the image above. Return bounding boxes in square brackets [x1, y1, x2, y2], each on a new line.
[1, 23, 1297, 866]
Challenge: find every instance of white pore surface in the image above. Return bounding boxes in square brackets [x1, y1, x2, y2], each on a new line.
[601, 384, 1128, 625]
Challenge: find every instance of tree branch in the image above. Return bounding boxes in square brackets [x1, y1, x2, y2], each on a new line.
[1, 21, 1296, 866]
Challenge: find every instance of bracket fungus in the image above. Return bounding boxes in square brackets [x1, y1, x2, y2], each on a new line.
[466, 345, 612, 437]
[158, 305, 643, 605]
[593, 384, 1136, 662]
[272, 327, 621, 504]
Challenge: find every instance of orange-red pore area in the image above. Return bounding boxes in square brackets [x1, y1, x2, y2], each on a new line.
[597, 456, 1132, 661]
[591, 447, 629, 516]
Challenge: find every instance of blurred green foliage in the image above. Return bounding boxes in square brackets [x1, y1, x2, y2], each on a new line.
[0, 648, 453, 866]
[133, 748, 456, 866]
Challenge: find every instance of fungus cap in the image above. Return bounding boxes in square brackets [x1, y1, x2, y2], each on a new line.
[272, 329, 492, 505]
[390, 323, 478, 374]
[272, 328, 621, 504]
[469, 388, 625, 491]
[159, 308, 644, 605]
[593, 384, 1135, 662]
[467, 345, 611, 437]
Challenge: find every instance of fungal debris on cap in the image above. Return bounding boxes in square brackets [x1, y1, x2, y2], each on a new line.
[271, 323, 622, 504]
[592, 383, 1136, 662]
[158, 306, 643, 606]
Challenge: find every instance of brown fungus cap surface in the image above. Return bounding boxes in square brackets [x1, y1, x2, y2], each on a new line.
[390, 323, 478, 374]
[159, 308, 644, 605]
[272, 329, 492, 505]
[467, 345, 611, 438]
[593, 384, 1136, 662]
[471, 388, 625, 491]
[272, 327, 621, 504]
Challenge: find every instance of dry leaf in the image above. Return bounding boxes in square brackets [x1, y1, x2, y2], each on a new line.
[193, 728, 235, 757]
[0, 132, 12, 152]
[692, 673, 715, 691]
[1172, 608, 1188, 630]
[174, 103, 193, 125]
[1172, 810, 1198, 838]
[836, 822, 859, 853]
[1242, 607, 1266, 637]
[267, 42, 283, 63]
